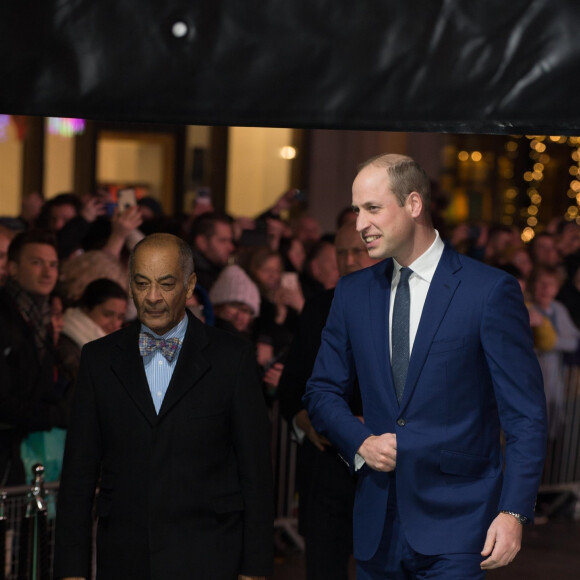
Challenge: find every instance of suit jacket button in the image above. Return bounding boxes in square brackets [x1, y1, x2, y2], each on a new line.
[397, 418, 406, 427]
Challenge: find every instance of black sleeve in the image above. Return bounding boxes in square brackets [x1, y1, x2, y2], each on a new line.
[278, 290, 333, 424]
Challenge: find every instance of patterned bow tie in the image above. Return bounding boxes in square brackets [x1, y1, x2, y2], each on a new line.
[138, 332, 181, 362]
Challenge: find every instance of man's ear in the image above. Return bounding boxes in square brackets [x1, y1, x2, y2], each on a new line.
[407, 191, 423, 218]
[186, 273, 197, 298]
[194, 234, 208, 253]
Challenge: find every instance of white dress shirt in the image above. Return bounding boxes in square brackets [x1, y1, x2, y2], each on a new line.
[354, 231, 445, 470]
[389, 231, 445, 360]
[141, 315, 188, 413]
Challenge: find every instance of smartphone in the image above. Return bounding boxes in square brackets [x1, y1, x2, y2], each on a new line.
[280, 272, 300, 293]
[293, 189, 307, 202]
[117, 188, 137, 212]
[196, 187, 212, 205]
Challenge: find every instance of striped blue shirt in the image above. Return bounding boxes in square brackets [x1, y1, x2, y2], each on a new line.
[140, 315, 188, 413]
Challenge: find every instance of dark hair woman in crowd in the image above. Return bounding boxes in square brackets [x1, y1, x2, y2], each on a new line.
[58, 278, 128, 380]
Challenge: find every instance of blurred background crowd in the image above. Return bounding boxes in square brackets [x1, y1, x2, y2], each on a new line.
[1, 184, 580, 479]
[1, 179, 579, 575]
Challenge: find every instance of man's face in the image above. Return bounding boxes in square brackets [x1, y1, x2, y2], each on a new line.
[311, 243, 339, 289]
[490, 232, 512, 255]
[533, 273, 560, 309]
[130, 243, 196, 335]
[8, 243, 58, 296]
[557, 223, 580, 257]
[0, 233, 11, 286]
[533, 236, 560, 267]
[296, 216, 322, 244]
[353, 164, 415, 263]
[200, 222, 234, 266]
[511, 249, 533, 278]
[335, 226, 379, 276]
[49, 204, 77, 231]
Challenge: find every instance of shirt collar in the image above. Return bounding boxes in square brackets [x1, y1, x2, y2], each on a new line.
[140, 313, 188, 342]
[393, 230, 445, 283]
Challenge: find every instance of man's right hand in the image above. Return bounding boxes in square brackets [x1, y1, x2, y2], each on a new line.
[294, 409, 331, 451]
[357, 433, 397, 471]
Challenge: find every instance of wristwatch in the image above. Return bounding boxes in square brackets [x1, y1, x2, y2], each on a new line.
[500, 510, 529, 525]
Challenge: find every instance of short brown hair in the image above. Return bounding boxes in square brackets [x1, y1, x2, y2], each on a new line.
[7, 229, 58, 263]
[359, 153, 431, 214]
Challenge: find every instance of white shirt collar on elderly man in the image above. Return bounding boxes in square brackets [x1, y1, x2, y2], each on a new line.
[140, 314, 188, 413]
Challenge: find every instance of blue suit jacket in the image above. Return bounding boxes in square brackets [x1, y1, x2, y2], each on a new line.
[303, 246, 547, 561]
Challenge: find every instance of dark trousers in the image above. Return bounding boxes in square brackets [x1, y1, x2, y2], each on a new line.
[356, 474, 486, 580]
[0, 430, 25, 486]
[298, 439, 356, 580]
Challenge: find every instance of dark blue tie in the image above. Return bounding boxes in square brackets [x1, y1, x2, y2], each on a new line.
[392, 267, 412, 404]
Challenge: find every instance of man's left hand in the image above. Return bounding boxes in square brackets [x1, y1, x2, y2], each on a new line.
[480, 512, 523, 570]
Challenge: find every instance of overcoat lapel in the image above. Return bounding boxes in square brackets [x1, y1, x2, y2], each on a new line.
[110, 312, 211, 425]
[111, 322, 158, 426]
[399, 246, 462, 409]
[158, 314, 211, 420]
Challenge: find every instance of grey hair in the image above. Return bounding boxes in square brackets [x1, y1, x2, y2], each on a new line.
[129, 233, 195, 287]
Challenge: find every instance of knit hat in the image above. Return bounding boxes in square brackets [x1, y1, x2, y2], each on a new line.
[209, 265, 261, 317]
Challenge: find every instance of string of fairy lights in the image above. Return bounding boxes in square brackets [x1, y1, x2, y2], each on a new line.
[4, 117, 580, 235]
[457, 135, 580, 243]
[519, 135, 580, 242]
[566, 136, 580, 223]
[520, 135, 549, 243]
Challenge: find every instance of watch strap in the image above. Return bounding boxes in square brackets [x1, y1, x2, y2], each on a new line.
[500, 510, 529, 525]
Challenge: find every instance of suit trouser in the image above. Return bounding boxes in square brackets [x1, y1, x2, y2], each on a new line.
[299, 440, 355, 580]
[356, 473, 486, 580]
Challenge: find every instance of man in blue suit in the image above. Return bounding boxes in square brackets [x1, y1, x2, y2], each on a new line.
[303, 154, 547, 579]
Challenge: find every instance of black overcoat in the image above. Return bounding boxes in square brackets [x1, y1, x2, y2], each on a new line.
[54, 312, 274, 580]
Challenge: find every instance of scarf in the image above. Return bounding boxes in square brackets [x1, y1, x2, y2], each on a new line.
[4, 277, 52, 358]
[61, 307, 106, 348]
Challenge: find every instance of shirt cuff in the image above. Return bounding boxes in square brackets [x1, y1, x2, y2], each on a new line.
[291, 416, 306, 444]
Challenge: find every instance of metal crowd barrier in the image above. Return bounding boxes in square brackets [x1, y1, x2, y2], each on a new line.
[269, 400, 304, 551]
[539, 364, 580, 519]
[0, 465, 58, 580]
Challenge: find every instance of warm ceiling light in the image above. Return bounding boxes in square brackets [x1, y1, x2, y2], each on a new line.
[279, 146, 297, 160]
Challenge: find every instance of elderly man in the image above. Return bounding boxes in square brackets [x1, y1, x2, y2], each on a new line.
[54, 233, 273, 580]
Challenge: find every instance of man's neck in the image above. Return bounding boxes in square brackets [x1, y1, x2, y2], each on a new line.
[396, 226, 437, 267]
[5, 278, 46, 304]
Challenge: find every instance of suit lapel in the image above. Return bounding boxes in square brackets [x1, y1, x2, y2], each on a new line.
[111, 322, 158, 426]
[370, 260, 400, 409]
[157, 313, 211, 420]
[400, 246, 462, 409]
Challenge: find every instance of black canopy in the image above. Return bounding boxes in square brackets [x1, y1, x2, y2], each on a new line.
[2, 1, 579, 134]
